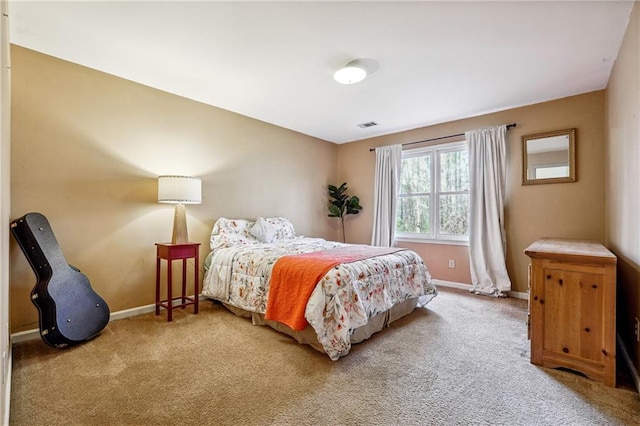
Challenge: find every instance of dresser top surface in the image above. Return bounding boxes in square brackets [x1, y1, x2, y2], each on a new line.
[524, 238, 616, 263]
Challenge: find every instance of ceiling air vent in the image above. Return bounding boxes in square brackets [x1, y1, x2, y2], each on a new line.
[357, 121, 378, 129]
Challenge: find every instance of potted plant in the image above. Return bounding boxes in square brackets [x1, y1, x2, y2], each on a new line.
[328, 182, 363, 243]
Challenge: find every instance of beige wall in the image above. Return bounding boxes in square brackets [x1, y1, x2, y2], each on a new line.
[338, 91, 606, 294]
[605, 2, 640, 378]
[10, 46, 338, 333]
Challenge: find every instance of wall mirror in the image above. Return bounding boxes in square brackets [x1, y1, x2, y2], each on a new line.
[522, 128, 576, 185]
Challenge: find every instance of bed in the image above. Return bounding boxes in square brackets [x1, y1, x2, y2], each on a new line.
[202, 217, 437, 360]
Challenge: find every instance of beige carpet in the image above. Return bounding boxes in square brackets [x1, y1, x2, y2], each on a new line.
[9, 287, 640, 425]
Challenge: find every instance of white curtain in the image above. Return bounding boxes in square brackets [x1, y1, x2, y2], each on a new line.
[465, 125, 511, 296]
[371, 144, 402, 247]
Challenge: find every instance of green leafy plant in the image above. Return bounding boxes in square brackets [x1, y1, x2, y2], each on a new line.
[328, 182, 363, 243]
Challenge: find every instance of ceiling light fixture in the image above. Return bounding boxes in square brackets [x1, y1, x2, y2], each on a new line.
[334, 58, 379, 85]
[334, 60, 368, 85]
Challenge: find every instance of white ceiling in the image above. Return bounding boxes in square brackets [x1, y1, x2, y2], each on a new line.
[8, 1, 634, 144]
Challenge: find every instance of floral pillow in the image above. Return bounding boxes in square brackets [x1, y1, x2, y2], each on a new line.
[263, 217, 296, 240]
[210, 216, 297, 249]
[249, 217, 278, 243]
[210, 217, 258, 250]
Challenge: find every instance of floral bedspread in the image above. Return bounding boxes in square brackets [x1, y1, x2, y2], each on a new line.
[202, 237, 437, 360]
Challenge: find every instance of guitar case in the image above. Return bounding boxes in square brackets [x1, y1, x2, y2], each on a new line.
[11, 212, 110, 348]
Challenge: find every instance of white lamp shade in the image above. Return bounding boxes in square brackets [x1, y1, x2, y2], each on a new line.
[157, 176, 202, 204]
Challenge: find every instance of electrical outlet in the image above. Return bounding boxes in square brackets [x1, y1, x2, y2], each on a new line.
[635, 317, 640, 342]
[448, 259, 455, 269]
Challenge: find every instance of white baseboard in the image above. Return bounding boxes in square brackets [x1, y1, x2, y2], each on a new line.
[11, 295, 210, 344]
[10, 329, 38, 345]
[433, 279, 528, 300]
[108, 303, 157, 322]
[432, 279, 471, 291]
[10, 301, 172, 344]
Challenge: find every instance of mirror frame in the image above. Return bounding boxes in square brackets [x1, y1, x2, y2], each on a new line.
[522, 128, 576, 185]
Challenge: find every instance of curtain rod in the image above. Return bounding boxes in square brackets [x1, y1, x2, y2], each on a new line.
[368, 123, 517, 152]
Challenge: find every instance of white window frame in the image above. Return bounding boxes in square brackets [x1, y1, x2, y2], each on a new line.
[395, 140, 469, 245]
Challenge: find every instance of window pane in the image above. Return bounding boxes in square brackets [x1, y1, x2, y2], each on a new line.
[439, 149, 469, 192]
[396, 196, 430, 234]
[439, 194, 469, 236]
[400, 155, 431, 194]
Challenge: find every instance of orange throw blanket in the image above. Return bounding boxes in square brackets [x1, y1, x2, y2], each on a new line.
[265, 245, 404, 331]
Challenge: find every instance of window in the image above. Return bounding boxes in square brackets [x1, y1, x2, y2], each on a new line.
[396, 141, 469, 243]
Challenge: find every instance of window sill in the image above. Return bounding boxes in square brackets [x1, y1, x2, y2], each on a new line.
[395, 237, 469, 247]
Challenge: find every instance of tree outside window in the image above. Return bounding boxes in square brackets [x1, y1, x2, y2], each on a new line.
[396, 141, 469, 242]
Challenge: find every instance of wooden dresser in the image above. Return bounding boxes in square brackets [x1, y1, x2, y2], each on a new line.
[524, 238, 617, 386]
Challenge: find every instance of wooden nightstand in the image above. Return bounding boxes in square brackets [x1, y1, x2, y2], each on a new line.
[155, 242, 201, 322]
[525, 238, 617, 386]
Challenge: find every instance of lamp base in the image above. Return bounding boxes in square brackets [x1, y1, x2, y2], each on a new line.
[171, 203, 189, 244]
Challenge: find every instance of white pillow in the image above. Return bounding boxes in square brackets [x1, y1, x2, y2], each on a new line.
[249, 217, 277, 243]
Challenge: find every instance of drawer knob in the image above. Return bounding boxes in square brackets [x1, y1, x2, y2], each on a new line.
[562, 347, 569, 353]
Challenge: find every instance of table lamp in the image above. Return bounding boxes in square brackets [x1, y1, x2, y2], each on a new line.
[157, 175, 202, 244]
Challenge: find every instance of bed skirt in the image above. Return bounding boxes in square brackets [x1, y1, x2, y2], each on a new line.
[222, 297, 419, 354]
